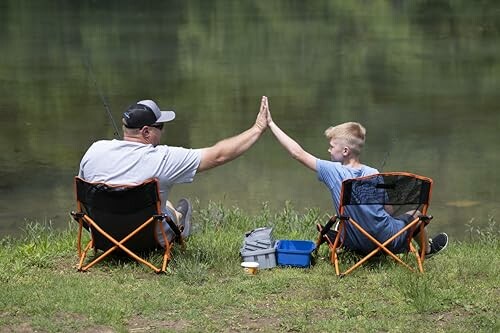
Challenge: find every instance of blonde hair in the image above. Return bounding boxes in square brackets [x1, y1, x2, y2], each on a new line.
[324, 122, 366, 156]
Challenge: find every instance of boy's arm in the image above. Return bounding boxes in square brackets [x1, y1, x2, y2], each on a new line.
[268, 120, 317, 171]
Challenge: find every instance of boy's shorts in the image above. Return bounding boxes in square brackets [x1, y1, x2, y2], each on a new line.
[391, 213, 420, 253]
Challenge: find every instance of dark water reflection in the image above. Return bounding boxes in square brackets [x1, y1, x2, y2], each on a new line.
[1, 1, 499, 239]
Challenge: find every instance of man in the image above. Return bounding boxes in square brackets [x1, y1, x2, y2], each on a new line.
[263, 96, 448, 257]
[79, 97, 268, 246]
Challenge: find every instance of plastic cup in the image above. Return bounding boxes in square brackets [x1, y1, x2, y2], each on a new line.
[241, 261, 259, 275]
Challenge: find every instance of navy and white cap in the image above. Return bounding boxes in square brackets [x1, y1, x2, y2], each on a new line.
[123, 99, 176, 128]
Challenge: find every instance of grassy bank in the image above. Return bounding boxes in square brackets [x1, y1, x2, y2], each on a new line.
[0, 202, 498, 332]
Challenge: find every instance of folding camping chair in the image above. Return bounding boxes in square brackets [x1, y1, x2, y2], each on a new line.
[70, 176, 184, 273]
[316, 172, 433, 277]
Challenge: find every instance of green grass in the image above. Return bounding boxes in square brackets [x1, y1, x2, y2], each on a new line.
[0, 202, 498, 332]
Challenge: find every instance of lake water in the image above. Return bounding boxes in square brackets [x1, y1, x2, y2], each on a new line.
[1, 1, 499, 240]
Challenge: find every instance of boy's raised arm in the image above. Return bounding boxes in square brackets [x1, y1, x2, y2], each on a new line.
[265, 96, 317, 171]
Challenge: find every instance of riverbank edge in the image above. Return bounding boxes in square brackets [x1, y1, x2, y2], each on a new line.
[0, 204, 498, 332]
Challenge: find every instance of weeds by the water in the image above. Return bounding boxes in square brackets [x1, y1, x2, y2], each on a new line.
[0, 203, 498, 332]
[466, 214, 499, 242]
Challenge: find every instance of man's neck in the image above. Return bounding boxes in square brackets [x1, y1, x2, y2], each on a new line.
[123, 134, 146, 144]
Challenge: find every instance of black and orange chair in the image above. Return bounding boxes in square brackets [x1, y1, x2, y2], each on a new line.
[70, 176, 184, 273]
[316, 172, 433, 277]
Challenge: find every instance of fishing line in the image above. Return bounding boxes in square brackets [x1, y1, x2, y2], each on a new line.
[378, 131, 398, 171]
[378, 147, 391, 171]
[82, 54, 121, 139]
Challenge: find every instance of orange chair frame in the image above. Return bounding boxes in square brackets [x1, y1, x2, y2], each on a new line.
[71, 177, 182, 273]
[316, 172, 433, 277]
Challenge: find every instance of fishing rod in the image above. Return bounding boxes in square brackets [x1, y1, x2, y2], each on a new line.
[83, 55, 121, 139]
[378, 132, 397, 171]
[378, 149, 391, 171]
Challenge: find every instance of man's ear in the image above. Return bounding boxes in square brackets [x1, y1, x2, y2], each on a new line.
[141, 126, 150, 137]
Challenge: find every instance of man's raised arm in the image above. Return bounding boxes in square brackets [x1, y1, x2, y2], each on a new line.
[197, 96, 268, 172]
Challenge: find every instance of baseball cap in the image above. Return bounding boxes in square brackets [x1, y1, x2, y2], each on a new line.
[122, 99, 176, 128]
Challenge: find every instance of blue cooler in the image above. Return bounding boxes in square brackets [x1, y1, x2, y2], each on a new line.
[275, 240, 316, 268]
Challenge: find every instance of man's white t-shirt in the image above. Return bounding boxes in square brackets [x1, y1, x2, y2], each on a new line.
[78, 139, 202, 244]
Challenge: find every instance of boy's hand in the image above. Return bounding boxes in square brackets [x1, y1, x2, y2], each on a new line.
[265, 97, 273, 124]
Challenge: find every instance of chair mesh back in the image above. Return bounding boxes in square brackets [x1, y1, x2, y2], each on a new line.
[341, 173, 432, 216]
[75, 178, 161, 252]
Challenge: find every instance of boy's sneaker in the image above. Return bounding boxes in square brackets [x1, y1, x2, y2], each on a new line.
[425, 233, 448, 258]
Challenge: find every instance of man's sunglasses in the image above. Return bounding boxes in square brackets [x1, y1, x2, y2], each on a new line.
[149, 123, 164, 130]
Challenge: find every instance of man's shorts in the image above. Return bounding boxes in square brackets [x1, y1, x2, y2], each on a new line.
[155, 205, 179, 247]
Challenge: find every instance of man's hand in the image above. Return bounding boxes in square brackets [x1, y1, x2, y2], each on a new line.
[255, 96, 268, 132]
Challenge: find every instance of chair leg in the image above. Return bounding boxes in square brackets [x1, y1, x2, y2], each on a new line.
[161, 242, 174, 273]
[161, 249, 170, 273]
[334, 218, 421, 276]
[78, 240, 93, 271]
[81, 237, 165, 273]
[158, 220, 173, 273]
[79, 215, 166, 273]
[410, 242, 425, 273]
[74, 217, 93, 271]
[77, 223, 83, 256]
[315, 215, 338, 255]
[331, 222, 344, 277]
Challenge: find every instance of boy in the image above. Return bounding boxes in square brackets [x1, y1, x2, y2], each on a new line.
[264, 96, 447, 256]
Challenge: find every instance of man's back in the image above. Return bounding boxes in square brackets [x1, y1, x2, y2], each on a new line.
[78, 139, 201, 211]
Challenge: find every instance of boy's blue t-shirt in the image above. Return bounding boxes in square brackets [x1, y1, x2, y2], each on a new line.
[316, 159, 408, 254]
